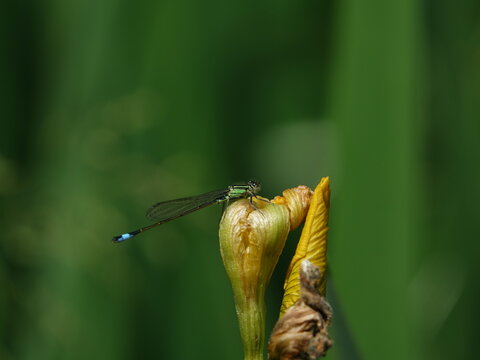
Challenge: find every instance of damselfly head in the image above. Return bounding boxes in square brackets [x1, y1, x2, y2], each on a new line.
[247, 179, 261, 195]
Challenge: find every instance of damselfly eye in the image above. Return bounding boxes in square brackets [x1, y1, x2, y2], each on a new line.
[248, 180, 261, 193]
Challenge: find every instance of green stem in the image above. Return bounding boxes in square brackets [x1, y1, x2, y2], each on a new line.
[234, 289, 266, 360]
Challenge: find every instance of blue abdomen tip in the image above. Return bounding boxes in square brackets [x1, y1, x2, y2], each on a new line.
[113, 233, 134, 242]
[121, 233, 133, 240]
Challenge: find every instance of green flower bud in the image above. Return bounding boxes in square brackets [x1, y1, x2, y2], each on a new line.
[219, 186, 312, 360]
[219, 197, 290, 360]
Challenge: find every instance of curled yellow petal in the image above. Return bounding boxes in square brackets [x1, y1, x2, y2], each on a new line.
[280, 177, 331, 317]
[271, 185, 313, 231]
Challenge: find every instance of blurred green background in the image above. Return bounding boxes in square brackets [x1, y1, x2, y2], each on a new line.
[1, 1, 479, 359]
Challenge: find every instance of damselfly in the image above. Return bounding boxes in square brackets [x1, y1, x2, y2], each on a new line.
[112, 180, 261, 242]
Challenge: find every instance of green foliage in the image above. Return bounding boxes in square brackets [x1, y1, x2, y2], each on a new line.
[1, 0, 479, 359]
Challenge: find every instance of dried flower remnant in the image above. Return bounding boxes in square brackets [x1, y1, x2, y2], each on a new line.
[268, 260, 333, 360]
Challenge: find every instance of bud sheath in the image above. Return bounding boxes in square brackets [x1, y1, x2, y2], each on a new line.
[219, 197, 290, 360]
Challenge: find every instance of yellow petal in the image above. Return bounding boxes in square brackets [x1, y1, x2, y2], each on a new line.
[271, 185, 313, 231]
[280, 177, 331, 316]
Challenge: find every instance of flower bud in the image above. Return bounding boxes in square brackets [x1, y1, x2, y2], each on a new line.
[219, 186, 312, 360]
[219, 197, 290, 360]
